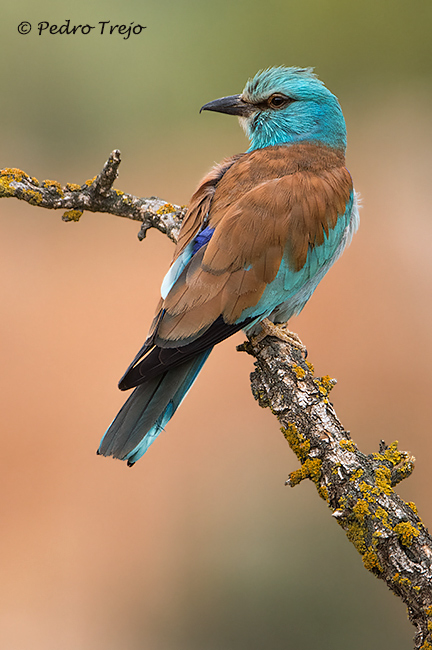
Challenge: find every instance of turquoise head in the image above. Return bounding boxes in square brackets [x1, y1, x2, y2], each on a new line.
[201, 66, 347, 153]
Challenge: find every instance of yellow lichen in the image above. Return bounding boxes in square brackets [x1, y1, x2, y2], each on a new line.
[65, 182, 81, 192]
[0, 168, 29, 197]
[392, 458, 415, 484]
[319, 484, 329, 502]
[62, 209, 83, 222]
[373, 442, 415, 486]
[305, 360, 315, 373]
[314, 374, 335, 399]
[288, 464, 310, 487]
[359, 481, 376, 503]
[0, 178, 13, 197]
[281, 423, 310, 461]
[359, 481, 381, 503]
[375, 506, 391, 529]
[0, 167, 27, 181]
[394, 521, 420, 546]
[359, 476, 393, 504]
[345, 519, 367, 554]
[332, 462, 342, 476]
[339, 439, 356, 453]
[383, 441, 402, 463]
[288, 457, 326, 500]
[362, 547, 382, 573]
[399, 577, 411, 587]
[358, 465, 392, 502]
[156, 203, 176, 215]
[42, 179, 63, 194]
[353, 499, 369, 521]
[373, 441, 402, 466]
[23, 189, 42, 205]
[306, 458, 322, 483]
[254, 388, 270, 409]
[374, 466, 393, 495]
[345, 499, 382, 564]
[349, 468, 364, 482]
[291, 363, 306, 379]
[281, 423, 326, 499]
[85, 176, 97, 186]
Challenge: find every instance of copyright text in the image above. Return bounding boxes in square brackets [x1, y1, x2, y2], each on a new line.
[17, 20, 147, 40]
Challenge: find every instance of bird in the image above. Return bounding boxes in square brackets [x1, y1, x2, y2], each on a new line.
[98, 66, 359, 466]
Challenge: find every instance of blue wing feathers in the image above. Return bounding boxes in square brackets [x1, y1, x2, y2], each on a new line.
[161, 227, 216, 299]
[192, 227, 215, 255]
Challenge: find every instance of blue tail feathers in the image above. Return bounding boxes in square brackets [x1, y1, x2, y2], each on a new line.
[98, 349, 212, 465]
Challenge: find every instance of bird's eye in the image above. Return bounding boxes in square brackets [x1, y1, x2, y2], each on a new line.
[267, 94, 291, 109]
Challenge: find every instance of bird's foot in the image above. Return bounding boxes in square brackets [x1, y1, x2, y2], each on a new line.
[252, 318, 307, 355]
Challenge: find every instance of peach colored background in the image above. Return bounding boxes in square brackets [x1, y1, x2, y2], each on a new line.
[1, 2, 431, 648]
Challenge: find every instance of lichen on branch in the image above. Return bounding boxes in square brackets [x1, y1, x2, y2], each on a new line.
[238, 336, 432, 650]
[0, 150, 186, 243]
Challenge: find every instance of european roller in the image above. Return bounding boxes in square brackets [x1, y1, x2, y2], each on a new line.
[98, 66, 359, 466]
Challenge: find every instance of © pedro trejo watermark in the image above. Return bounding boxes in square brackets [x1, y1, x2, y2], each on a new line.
[17, 19, 147, 40]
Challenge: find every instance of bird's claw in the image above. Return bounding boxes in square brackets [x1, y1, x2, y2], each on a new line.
[251, 318, 307, 356]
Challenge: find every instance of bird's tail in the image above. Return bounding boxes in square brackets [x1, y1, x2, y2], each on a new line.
[98, 349, 212, 465]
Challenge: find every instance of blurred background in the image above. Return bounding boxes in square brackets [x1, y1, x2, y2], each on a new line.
[1, 0, 431, 648]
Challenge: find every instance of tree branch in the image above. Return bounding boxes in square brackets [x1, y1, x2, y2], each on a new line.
[0, 150, 186, 243]
[237, 337, 432, 649]
[2, 151, 431, 649]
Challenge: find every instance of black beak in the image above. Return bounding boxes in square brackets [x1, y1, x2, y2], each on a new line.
[200, 94, 253, 117]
